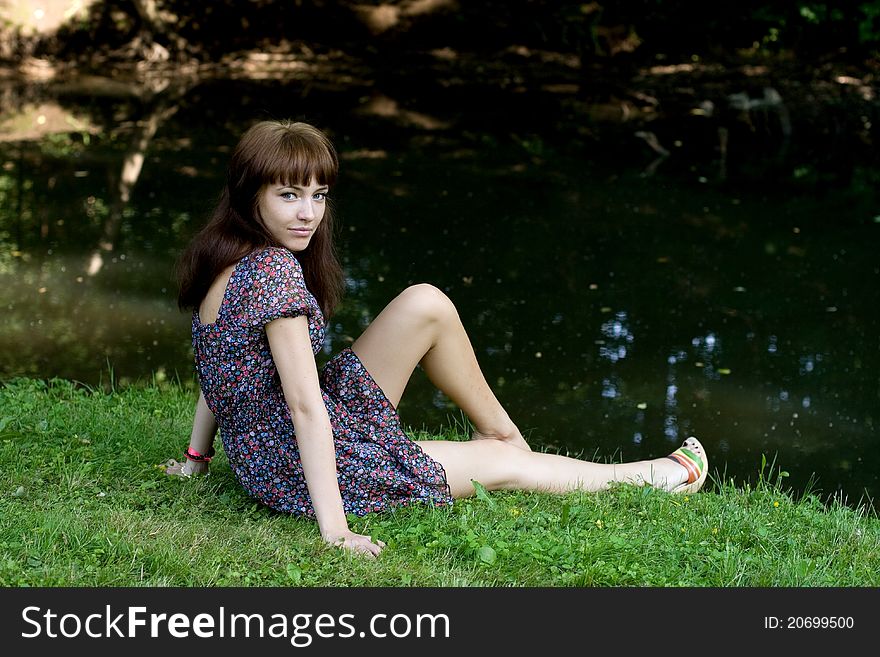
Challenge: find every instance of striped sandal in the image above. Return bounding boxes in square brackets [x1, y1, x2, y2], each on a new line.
[666, 437, 708, 494]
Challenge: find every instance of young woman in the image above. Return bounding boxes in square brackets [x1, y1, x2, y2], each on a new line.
[164, 120, 708, 558]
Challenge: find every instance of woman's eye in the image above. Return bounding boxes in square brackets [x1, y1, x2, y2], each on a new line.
[314, 193, 327, 201]
[281, 192, 297, 200]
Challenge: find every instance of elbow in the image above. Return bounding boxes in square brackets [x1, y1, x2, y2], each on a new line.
[287, 396, 327, 423]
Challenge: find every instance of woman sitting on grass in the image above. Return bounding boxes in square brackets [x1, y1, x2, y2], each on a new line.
[164, 120, 708, 558]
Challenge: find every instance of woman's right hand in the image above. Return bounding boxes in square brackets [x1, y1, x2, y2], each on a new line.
[323, 529, 385, 558]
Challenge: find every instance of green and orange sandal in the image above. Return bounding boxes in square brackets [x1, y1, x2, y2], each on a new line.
[666, 437, 708, 494]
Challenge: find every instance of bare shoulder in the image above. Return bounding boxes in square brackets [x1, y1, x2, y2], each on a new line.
[199, 264, 237, 324]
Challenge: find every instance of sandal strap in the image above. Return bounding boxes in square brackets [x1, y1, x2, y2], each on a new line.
[666, 447, 704, 484]
[185, 445, 215, 462]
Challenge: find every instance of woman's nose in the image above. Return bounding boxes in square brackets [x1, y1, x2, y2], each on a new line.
[298, 200, 315, 220]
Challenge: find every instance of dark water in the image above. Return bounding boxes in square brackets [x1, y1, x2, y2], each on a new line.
[1, 76, 878, 508]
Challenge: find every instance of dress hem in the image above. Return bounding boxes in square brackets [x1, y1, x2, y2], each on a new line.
[332, 346, 455, 506]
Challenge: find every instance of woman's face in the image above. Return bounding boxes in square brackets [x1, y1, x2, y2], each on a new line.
[257, 178, 328, 252]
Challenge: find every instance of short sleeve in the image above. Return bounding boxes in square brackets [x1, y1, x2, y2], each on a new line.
[242, 248, 313, 328]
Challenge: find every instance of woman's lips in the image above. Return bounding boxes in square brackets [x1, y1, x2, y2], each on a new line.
[289, 228, 311, 236]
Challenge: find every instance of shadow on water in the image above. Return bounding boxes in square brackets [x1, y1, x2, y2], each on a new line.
[1, 68, 878, 510]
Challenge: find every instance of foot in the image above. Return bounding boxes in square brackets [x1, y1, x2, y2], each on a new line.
[161, 458, 208, 478]
[657, 436, 708, 494]
[471, 424, 532, 451]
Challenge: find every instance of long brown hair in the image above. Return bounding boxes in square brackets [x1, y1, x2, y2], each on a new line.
[177, 120, 344, 318]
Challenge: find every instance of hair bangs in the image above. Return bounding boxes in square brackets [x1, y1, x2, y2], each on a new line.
[263, 130, 338, 189]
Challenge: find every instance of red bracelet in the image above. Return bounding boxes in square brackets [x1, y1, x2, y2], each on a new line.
[184, 446, 215, 463]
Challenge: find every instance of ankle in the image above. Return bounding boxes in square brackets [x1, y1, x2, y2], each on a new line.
[183, 458, 209, 475]
[472, 417, 532, 451]
[646, 457, 688, 490]
[474, 414, 518, 440]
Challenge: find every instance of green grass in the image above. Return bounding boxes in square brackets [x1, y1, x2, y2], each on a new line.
[1, 378, 878, 587]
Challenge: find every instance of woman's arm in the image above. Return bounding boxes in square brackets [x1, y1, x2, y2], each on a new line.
[166, 390, 218, 477]
[266, 315, 384, 558]
[186, 390, 218, 474]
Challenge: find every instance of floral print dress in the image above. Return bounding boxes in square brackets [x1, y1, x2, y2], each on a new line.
[192, 247, 453, 517]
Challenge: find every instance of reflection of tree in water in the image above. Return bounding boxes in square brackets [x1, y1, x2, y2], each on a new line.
[663, 349, 689, 443]
[83, 77, 193, 276]
[691, 331, 722, 380]
[598, 309, 633, 400]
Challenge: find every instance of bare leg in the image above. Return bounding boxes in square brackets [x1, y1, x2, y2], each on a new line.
[351, 284, 530, 450]
[417, 437, 707, 498]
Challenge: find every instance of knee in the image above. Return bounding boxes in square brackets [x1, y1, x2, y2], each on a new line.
[461, 439, 531, 491]
[395, 283, 458, 325]
[478, 439, 532, 490]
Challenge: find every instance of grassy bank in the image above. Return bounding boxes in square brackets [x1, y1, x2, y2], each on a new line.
[1, 378, 877, 587]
